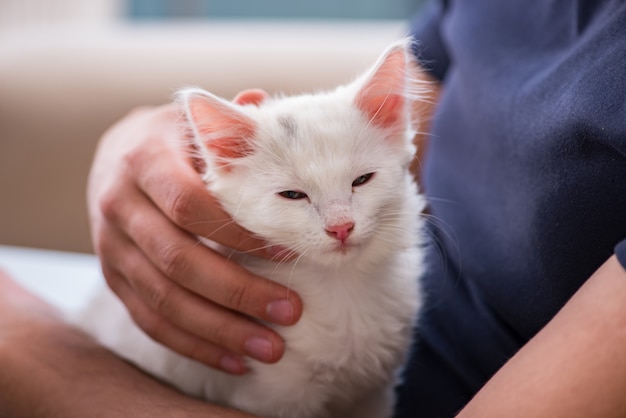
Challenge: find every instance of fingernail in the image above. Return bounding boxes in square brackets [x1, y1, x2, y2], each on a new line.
[220, 354, 247, 374]
[266, 299, 295, 325]
[244, 337, 274, 363]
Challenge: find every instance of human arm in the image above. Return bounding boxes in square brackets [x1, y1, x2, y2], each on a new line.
[87, 103, 302, 374]
[0, 270, 257, 418]
[457, 255, 626, 417]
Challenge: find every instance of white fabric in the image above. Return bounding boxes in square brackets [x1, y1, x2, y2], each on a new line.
[0, 245, 102, 311]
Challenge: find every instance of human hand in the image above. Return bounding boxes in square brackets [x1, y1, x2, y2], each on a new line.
[87, 100, 302, 375]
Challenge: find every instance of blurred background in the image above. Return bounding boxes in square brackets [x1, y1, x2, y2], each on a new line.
[128, 0, 419, 19]
[0, 0, 426, 254]
[1, 0, 421, 24]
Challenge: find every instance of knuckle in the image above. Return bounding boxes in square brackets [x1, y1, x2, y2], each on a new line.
[122, 144, 144, 168]
[121, 144, 154, 181]
[184, 341, 213, 365]
[206, 321, 234, 347]
[225, 284, 250, 313]
[167, 188, 197, 228]
[99, 190, 122, 223]
[157, 243, 190, 278]
[132, 307, 163, 340]
[145, 277, 175, 314]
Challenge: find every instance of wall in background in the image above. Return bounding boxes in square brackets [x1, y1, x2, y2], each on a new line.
[128, 0, 424, 20]
[0, 0, 122, 29]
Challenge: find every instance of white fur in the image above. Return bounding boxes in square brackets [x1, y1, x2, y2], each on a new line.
[73, 40, 427, 418]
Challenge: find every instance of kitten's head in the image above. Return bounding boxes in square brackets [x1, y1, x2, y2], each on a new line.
[179, 39, 426, 266]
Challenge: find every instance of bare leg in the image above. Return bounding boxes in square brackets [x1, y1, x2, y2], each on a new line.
[0, 269, 257, 418]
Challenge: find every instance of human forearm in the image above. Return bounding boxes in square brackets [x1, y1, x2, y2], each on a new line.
[457, 255, 626, 417]
[0, 271, 256, 418]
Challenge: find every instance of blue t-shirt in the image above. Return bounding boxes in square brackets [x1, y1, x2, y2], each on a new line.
[396, 1, 626, 416]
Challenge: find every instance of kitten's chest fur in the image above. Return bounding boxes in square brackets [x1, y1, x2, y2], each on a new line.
[238, 244, 422, 365]
[210, 236, 423, 418]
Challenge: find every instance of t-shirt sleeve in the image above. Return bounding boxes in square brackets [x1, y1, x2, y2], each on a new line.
[615, 239, 626, 271]
[409, 0, 450, 81]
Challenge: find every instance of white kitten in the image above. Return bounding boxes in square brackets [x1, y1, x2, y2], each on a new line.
[75, 39, 427, 418]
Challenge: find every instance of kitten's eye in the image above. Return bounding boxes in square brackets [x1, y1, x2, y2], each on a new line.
[352, 173, 375, 187]
[278, 190, 308, 200]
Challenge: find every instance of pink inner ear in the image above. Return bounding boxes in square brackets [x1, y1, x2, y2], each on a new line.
[355, 48, 407, 130]
[233, 88, 269, 106]
[188, 95, 256, 160]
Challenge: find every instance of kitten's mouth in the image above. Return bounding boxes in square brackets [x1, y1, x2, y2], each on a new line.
[332, 241, 360, 254]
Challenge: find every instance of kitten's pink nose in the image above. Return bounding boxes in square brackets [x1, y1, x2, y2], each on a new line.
[325, 222, 355, 241]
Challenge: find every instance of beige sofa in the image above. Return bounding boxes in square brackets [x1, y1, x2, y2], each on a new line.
[0, 20, 405, 253]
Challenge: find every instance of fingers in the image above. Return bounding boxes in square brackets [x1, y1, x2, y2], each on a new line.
[98, 217, 288, 371]
[103, 179, 300, 326]
[97, 183, 300, 367]
[105, 262, 264, 374]
[88, 105, 303, 374]
[124, 118, 271, 257]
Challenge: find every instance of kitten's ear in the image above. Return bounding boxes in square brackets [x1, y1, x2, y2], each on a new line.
[355, 40, 415, 134]
[178, 88, 257, 161]
[233, 88, 269, 106]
